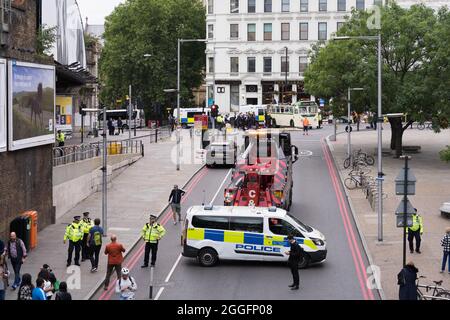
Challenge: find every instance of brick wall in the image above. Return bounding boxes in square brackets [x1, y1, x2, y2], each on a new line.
[0, 0, 55, 241]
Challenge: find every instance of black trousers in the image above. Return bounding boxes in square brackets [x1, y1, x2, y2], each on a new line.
[89, 245, 102, 269]
[289, 261, 300, 286]
[67, 240, 81, 264]
[104, 264, 122, 288]
[82, 233, 89, 260]
[408, 230, 421, 252]
[144, 242, 158, 266]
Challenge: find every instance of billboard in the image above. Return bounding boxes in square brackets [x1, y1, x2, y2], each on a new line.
[56, 96, 73, 132]
[8, 61, 56, 151]
[0, 59, 6, 152]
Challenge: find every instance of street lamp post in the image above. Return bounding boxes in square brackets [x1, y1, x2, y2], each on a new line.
[347, 88, 364, 161]
[333, 34, 383, 241]
[284, 46, 288, 104]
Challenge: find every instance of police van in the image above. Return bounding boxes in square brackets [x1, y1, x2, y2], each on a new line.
[182, 205, 327, 268]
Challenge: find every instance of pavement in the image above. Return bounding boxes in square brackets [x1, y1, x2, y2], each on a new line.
[327, 124, 450, 300]
[4, 129, 202, 300]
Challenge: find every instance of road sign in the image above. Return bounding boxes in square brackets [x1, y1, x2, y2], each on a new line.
[395, 168, 417, 195]
[320, 99, 325, 107]
[395, 199, 416, 215]
[396, 215, 414, 228]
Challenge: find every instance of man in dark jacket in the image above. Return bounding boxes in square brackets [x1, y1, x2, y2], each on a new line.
[398, 261, 419, 300]
[168, 185, 186, 225]
[6, 232, 27, 290]
[286, 234, 303, 290]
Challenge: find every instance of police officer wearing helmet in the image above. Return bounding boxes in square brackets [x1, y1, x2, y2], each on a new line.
[64, 216, 83, 266]
[81, 212, 94, 261]
[141, 215, 166, 268]
[407, 208, 424, 254]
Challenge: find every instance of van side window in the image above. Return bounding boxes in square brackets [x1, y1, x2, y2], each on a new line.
[269, 218, 303, 237]
[230, 217, 263, 233]
[192, 216, 230, 230]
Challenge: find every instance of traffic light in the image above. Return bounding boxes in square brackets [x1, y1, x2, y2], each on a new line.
[79, 104, 87, 116]
[211, 104, 219, 117]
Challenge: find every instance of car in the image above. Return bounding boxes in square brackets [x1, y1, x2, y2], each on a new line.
[205, 141, 237, 168]
[440, 202, 450, 219]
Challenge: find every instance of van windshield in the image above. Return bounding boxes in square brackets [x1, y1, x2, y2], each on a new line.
[287, 213, 313, 233]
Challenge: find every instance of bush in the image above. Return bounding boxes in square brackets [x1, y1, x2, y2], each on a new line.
[440, 146, 450, 163]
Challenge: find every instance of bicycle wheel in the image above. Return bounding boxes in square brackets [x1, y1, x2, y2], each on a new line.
[365, 155, 375, 166]
[343, 157, 351, 169]
[417, 123, 425, 130]
[344, 177, 357, 190]
[435, 290, 450, 300]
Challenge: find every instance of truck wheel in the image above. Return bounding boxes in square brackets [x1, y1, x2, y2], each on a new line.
[297, 254, 310, 269]
[198, 248, 218, 267]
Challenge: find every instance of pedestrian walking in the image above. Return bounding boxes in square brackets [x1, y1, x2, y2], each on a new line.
[318, 112, 323, 129]
[81, 211, 94, 262]
[64, 216, 83, 267]
[17, 274, 33, 300]
[0, 254, 9, 300]
[141, 215, 166, 268]
[55, 282, 72, 300]
[302, 117, 310, 136]
[115, 267, 137, 300]
[103, 235, 125, 290]
[169, 185, 186, 225]
[440, 227, 450, 273]
[398, 261, 419, 300]
[31, 278, 47, 301]
[6, 232, 27, 290]
[87, 218, 104, 272]
[56, 130, 65, 147]
[286, 234, 303, 290]
[117, 117, 124, 134]
[407, 208, 424, 254]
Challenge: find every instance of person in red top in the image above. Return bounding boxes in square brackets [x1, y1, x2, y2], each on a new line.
[103, 235, 126, 290]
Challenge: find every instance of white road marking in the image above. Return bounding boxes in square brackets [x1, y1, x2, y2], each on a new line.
[210, 169, 232, 204]
[164, 254, 182, 283]
[154, 287, 164, 300]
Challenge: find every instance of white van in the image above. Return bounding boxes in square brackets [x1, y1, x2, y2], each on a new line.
[182, 205, 327, 268]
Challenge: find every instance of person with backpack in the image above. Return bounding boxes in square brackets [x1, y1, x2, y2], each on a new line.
[398, 261, 419, 300]
[115, 267, 137, 300]
[87, 218, 104, 272]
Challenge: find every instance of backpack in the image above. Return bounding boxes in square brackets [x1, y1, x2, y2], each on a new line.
[397, 269, 406, 286]
[119, 276, 135, 287]
[93, 230, 102, 246]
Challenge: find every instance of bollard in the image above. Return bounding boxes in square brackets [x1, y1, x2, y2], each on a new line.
[149, 265, 154, 299]
[155, 128, 158, 143]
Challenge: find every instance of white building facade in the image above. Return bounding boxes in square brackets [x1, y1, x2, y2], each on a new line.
[205, 0, 384, 113]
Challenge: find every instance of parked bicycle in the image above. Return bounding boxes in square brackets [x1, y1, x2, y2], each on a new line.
[416, 276, 450, 300]
[417, 121, 433, 130]
[344, 149, 375, 169]
[344, 169, 371, 190]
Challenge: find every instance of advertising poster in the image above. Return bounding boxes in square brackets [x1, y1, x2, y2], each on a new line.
[8, 61, 55, 151]
[0, 59, 6, 152]
[56, 96, 73, 132]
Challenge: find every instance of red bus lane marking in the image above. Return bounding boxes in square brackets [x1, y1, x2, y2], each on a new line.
[322, 143, 375, 300]
[320, 140, 370, 300]
[99, 167, 209, 300]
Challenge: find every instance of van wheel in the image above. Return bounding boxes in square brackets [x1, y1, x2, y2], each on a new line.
[290, 120, 295, 128]
[298, 254, 310, 269]
[198, 248, 218, 267]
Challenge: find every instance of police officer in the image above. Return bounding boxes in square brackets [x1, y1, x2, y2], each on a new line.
[141, 215, 166, 268]
[81, 212, 94, 261]
[56, 130, 65, 147]
[407, 208, 424, 254]
[286, 234, 303, 290]
[64, 216, 83, 267]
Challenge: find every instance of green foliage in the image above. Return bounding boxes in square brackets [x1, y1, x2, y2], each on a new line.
[440, 146, 450, 163]
[36, 25, 57, 56]
[99, 0, 206, 119]
[84, 33, 99, 48]
[304, 3, 450, 128]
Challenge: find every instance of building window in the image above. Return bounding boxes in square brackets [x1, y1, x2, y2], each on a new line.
[231, 0, 239, 13]
[337, 22, 345, 31]
[247, 24, 256, 41]
[282, 0, 290, 12]
[248, 0, 256, 13]
[230, 24, 239, 39]
[299, 57, 308, 74]
[300, 0, 308, 12]
[318, 22, 327, 40]
[356, 0, 365, 10]
[231, 57, 239, 73]
[281, 23, 290, 40]
[264, 57, 272, 73]
[319, 0, 327, 11]
[264, 0, 272, 12]
[208, 0, 214, 14]
[231, 85, 240, 108]
[373, 0, 382, 6]
[247, 57, 256, 73]
[299, 23, 308, 40]
[208, 24, 214, 39]
[208, 57, 215, 73]
[264, 23, 272, 41]
[281, 56, 289, 73]
[337, 0, 346, 11]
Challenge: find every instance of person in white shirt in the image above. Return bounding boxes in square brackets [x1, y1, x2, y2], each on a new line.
[115, 267, 137, 300]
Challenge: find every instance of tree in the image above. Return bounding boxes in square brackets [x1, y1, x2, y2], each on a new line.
[304, 3, 450, 157]
[36, 24, 57, 56]
[99, 0, 205, 120]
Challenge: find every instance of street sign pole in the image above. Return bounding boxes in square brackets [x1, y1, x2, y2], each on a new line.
[403, 156, 409, 267]
[102, 105, 108, 235]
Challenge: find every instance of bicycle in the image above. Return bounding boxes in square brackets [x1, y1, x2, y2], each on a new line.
[416, 276, 450, 300]
[344, 149, 375, 169]
[344, 170, 370, 190]
[416, 122, 433, 130]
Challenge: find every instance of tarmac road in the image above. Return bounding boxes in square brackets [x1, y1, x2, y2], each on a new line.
[92, 126, 380, 300]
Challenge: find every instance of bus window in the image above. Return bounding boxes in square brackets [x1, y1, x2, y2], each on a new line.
[269, 218, 303, 237]
[294, 107, 299, 114]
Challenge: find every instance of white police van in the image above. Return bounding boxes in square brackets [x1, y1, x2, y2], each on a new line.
[182, 205, 327, 268]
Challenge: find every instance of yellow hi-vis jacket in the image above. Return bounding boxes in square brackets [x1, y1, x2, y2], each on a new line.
[141, 223, 166, 243]
[57, 132, 65, 143]
[64, 222, 83, 242]
[81, 218, 94, 234]
[407, 214, 424, 234]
